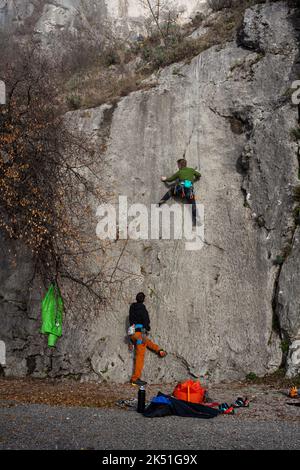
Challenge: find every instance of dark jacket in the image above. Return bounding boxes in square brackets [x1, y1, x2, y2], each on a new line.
[143, 393, 220, 419]
[129, 302, 151, 331]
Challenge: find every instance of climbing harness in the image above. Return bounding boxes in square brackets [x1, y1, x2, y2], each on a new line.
[128, 323, 144, 335]
[134, 324, 144, 332]
[173, 180, 195, 200]
[128, 323, 145, 345]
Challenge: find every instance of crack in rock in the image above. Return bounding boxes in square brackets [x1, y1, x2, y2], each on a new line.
[171, 353, 199, 379]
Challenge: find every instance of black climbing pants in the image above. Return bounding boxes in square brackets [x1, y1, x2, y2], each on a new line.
[159, 185, 197, 226]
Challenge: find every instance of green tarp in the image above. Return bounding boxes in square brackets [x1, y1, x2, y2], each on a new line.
[41, 283, 63, 347]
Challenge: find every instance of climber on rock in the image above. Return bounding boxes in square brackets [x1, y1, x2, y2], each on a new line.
[159, 158, 201, 226]
[128, 292, 167, 387]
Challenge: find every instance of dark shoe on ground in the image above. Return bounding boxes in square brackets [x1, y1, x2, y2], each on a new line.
[131, 379, 147, 387]
[218, 402, 235, 415]
[223, 405, 235, 415]
[233, 397, 249, 408]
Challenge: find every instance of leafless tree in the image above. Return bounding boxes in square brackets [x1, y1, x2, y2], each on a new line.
[140, 0, 166, 44]
[139, 0, 185, 46]
[0, 37, 113, 310]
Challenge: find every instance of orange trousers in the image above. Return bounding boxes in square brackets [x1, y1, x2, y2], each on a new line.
[130, 331, 160, 382]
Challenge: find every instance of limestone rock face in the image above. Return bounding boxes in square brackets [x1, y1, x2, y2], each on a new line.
[0, 0, 207, 39]
[278, 228, 300, 378]
[1, 2, 300, 382]
[0, 0, 33, 29]
[0, 232, 42, 377]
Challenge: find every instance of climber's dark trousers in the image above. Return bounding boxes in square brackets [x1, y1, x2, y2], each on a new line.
[159, 188, 197, 226]
[159, 188, 173, 204]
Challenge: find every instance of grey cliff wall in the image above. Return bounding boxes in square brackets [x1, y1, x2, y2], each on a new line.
[0, 1, 299, 383]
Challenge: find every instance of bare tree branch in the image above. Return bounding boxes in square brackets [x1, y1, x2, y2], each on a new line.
[141, 0, 166, 45]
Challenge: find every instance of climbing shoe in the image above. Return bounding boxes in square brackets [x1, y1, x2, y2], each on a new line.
[218, 403, 235, 415]
[289, 386, 299, 398]
[233, 397, 250, 408]
[131, 379, 147, 387]
[158, 349, 167, 358]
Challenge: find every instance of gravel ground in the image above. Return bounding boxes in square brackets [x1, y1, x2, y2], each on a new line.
[0, 402, 299, 450]
[0, 378, 299, 450]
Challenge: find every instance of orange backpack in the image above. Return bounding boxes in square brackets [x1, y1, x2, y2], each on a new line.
[173, 379, 206, 404]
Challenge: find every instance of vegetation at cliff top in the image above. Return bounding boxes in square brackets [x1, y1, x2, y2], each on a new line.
[62, 0, 281, 110]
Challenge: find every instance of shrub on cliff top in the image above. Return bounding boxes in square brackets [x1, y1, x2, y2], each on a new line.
[207, 0, 236, 11]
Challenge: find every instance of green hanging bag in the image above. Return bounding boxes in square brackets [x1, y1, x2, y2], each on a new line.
[41, 283, 64, 347]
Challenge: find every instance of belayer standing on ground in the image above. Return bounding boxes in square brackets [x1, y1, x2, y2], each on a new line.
[159, 158, 201, 226]
[128, 292, 167, 387]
